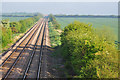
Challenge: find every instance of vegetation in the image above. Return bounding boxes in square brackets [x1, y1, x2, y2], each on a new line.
[54, 15, 118, 18]
[48, 15, 118, 78]
[2, 17, 29, 22]
[1, 14, 43, 52]
[2, 26, 12, 48]
[55, 17, 118, 38]
[10, 22, 21, 33]
[48, 20, 61, 47]
[2, 13, 43, 22]
[60, 21, 118, 78]
[1, 19, 10, 28]
[49, 14, 60, 29]
[48, 14, 61, 47]
[2, 12, 40, 17]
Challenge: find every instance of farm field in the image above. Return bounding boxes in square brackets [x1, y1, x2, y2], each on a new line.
[56, 17, 118, 38]
[2, 17, 30, 22]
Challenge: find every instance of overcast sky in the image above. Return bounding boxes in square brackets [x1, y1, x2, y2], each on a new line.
[1, 0, 120, 2]
[1, 2, 118, 15]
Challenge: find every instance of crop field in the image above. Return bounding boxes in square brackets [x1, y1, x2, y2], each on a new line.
[2, 17, 30, 22]
[56, 17, 118, 37]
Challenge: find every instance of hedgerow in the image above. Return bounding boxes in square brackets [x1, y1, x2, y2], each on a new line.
[61, 21, 118, 78]
[49, 14, 60, 29]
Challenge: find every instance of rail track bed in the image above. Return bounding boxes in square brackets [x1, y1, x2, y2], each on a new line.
[0, 18, 49, 79]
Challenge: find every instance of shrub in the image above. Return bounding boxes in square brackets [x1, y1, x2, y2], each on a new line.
[10, 22, 21, 33]
[49, 14, 60, 29]
[61, 21, 118, 78]
[2, 27, 12, 47]
[1, 14, 42, 49]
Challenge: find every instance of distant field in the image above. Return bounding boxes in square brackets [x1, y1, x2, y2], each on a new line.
[56, 17, 118, 37]
[2, 17, 30, 22]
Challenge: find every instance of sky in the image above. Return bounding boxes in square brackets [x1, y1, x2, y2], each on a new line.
[1, 2, 119, 15]
[1, 0, 120, 2]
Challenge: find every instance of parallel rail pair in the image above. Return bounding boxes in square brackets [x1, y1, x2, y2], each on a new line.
[1, 18, 47, 80]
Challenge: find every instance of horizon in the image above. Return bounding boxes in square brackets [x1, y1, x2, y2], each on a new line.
[1, 12, 118, 16]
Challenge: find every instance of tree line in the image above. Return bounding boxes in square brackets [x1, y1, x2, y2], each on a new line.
[1, 12, 41, 17]
[54, 15, 118, 18]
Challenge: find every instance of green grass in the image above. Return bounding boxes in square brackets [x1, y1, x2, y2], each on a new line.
[49, 22, 61, 47]
[2, 17, 30, 22]
[56, 17, 118, 37]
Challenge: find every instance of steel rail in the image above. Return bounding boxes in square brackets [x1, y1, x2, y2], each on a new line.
[1, 22, 37, 57]
[22, 22, 45, 80]
[37, 19, 46, 80]
[2, 19, 44, 80]
[0, 20, 43, 67]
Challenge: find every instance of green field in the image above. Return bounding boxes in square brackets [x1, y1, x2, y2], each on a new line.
[2, 17, 30, 22]
[56, 17, 118, 37]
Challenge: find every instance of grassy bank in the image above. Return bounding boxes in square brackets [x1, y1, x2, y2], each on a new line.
[48, 21, 61, 47]
[48, 14, 61, 47]
[48, 15, 67, 77]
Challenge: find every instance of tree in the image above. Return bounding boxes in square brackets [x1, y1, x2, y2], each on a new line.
[10, 22, 21, 33]
[19, 20, 26, 33]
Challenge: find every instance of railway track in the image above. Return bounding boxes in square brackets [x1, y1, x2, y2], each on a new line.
[0, 19, 43, 66]
[1, 18, 48, 79]
[23, 19, 47, 79]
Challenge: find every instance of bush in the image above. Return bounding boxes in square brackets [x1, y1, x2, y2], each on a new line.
[48, 21, 61, 47]
[61, 21, 118, 78]
[1, 14, 42, 49]
[19, 20, 27, 33]
[10, 22, 21, 33]
[49, 14, 60, 29]
[2, 27, 12, 47]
